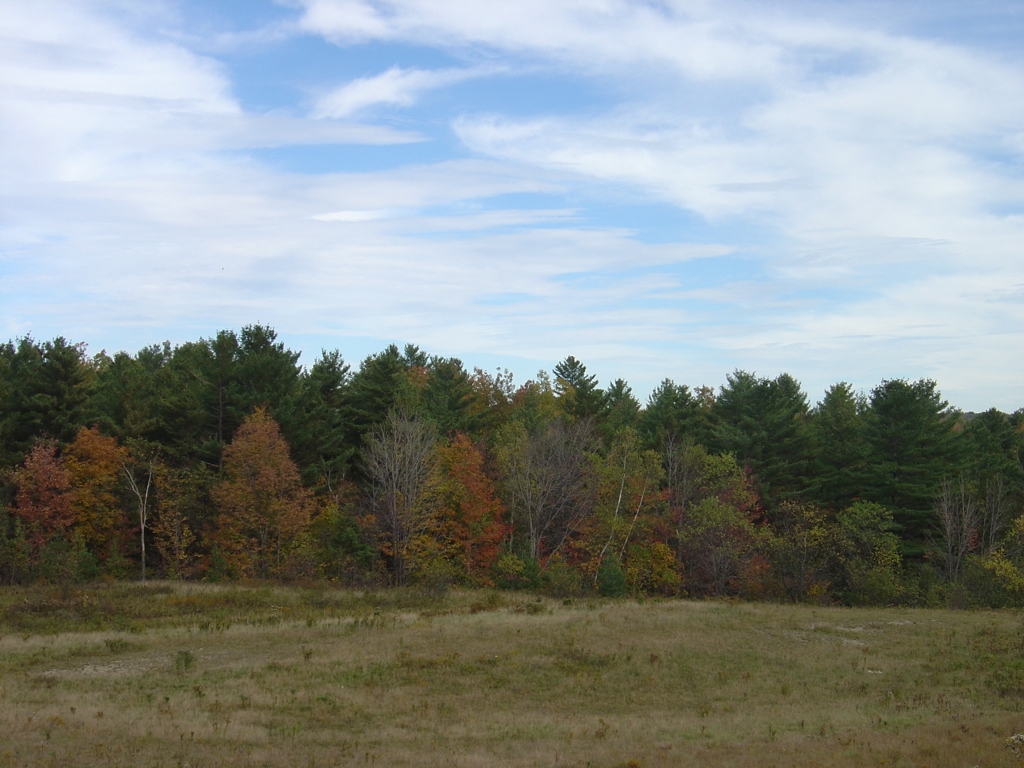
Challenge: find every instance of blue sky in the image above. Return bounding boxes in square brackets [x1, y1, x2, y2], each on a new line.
[1, 0, 1022, 411]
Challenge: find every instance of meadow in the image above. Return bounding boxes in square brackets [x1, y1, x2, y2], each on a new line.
[0, 582, 1022, 767]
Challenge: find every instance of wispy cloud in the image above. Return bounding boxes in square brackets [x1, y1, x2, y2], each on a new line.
[2, 0, 1022, 410]
[313, 65, 496, 118]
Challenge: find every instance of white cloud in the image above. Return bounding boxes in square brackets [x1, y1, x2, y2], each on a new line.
[297, 0, 785, 80]
[310, 209, 394, 222]
[313, 65, 493, 118]
[2, 0, 1023, 410]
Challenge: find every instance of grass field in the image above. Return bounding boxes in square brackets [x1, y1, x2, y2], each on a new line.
[1, 582, 1022, 767]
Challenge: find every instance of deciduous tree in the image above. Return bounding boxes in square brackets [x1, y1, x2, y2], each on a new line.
[213, 408, 313, 578]
[362, 410, 438, 584]
[494, 418, 595, 567]
[64, 426, 125, 561]
[12, 440, 74, 558]
[432, 433, 508, 584]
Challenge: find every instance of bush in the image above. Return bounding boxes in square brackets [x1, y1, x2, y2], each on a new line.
[37, 534, 98, 584]
[953, 554, 1024, 609]
[493, 552, 540, 590]
[898, 561, 948, 608]
[597, 559, 627, 597]
[540, 556, 585, 598]
[414, 558, 458, 599]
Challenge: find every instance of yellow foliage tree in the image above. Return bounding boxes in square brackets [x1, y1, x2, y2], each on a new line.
[64, 426, 125, 560]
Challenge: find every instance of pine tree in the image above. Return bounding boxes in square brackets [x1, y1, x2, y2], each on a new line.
[711, 371, 811, 509]
[553, 356, 604, 421]
[862, 378, 959, 553]
[808, 382, 868, 509]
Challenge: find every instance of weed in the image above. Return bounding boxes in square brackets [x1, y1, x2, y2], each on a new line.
[103, 638, 130, 653]
[173, 650, 195, 672]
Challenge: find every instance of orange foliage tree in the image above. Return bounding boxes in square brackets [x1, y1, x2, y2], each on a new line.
[12, 440, 74, 558]
[64, 426, 125, 560]
[213, 408, 313, 578]
[432, 433, 509, 585]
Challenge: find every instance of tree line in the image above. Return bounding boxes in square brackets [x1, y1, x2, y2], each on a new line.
[1, 325, 1021, 606]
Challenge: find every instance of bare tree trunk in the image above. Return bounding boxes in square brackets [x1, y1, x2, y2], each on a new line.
[364, 411, 438, 585]
[121, 458, 154, 581]
[980, 475, 1010, 555]
[497, 419, 595, 570]
[935, 474, 979, 584]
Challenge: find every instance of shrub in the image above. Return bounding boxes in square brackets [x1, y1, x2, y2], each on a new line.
[597, 559, 627, 597]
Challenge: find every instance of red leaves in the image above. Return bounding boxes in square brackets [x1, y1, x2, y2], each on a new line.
[12, 440, 74, 554]
[434, 433, 509, 584]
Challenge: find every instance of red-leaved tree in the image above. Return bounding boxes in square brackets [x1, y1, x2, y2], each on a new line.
[433, 433, 509, 584]
[13, 440, 74, 558]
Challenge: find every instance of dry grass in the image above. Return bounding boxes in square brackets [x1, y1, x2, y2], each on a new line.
[1, 582, 1022, 767]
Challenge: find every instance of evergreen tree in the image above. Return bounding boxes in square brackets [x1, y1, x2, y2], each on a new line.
[348, 345, 415, 441]
[89, 342, 172, 443]
[601, 378, 640, 441]
[296, 349, 355, 491]
[808, 382, 868, 509]
[553, 356, 604, 421]
[959, 408, 1023, 553]
[422, 357, 477, 435]
[638, 379, 705, 450]
[861, 378, 959, 553]
[0, 336, 91, 468]
[229, 325, 304, 436]
[711, 371, 811, 509]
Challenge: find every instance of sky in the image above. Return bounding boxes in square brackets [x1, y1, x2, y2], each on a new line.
[1, 0, 1022, 412]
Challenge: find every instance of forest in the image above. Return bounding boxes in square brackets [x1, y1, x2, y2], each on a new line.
[1, 324, 1021, 607]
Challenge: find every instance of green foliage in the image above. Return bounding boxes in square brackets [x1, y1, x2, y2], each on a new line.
[862, 379, 959, 552]
[765, 502, 832, 603]
[596, 558, 627, 597]
[711, 371, 811, 507]
[348, 345, 415, 445]
[89, 343, 172, 443]
[294, 349, 355, 488]
[553, 356, 603, 421]
[638, 378, 705, 450]
[204, 545, 232, 582]
[808, 382, 868, 509]
[36, 532, 98, 585]
[601, 378, 640, 442]
[539, 555, 584, 597]
[491, 551, 539, 590]
[307, 503, 377, 580]
[0, 509, 31, 585]
[0, 336, 91, 468]
[100, 540, 131, 580]
[422, 357, 478, 435]
[677, 496, 761, 597]
[829, 502, 902, 606]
